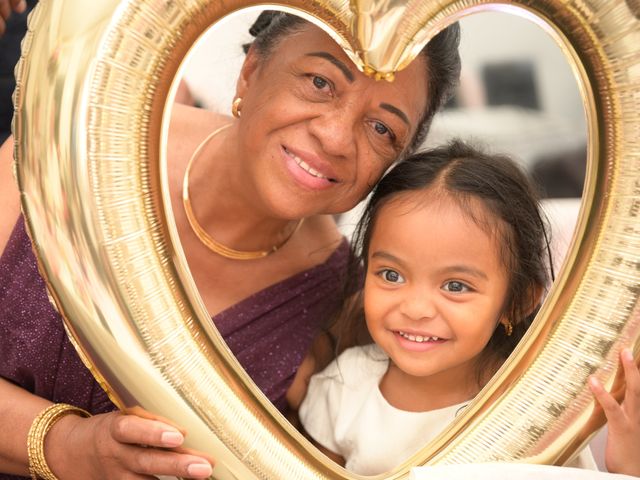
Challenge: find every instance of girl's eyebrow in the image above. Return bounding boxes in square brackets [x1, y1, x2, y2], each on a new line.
[438, 265, 488, 280]
[371, 251, 408, 269]
[305, 51, 355, 82]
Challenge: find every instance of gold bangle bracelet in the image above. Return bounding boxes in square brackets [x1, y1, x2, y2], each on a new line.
[27, 403, 91, 480]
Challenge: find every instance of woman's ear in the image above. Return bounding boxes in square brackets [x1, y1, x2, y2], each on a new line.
[235, 46, 261, 99]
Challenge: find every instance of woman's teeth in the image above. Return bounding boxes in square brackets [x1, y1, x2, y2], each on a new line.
[285, 148, 329, 180]
[398, 331, 441, 343]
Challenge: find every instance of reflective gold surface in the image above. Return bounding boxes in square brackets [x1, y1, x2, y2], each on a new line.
[12, 0, 640, 479]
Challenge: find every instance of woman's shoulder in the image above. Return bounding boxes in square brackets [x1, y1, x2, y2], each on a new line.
[0, 137, 22, 255]
[169, 103, 230, 137]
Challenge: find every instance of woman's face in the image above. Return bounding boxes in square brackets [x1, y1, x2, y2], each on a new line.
[235, 23, 429, 218]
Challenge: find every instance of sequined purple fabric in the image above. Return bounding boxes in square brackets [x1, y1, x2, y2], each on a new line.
[0, 216, 349, 479]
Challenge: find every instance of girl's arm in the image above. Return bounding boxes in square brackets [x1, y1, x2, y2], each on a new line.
[589, 347, 640, 476]
[0, 377, 214, 479]
[312, 440, 346, 467]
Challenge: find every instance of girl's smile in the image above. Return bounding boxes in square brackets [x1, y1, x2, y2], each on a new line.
[394, 330, 447, 352]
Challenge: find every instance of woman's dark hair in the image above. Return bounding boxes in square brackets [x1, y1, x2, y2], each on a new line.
[243, 11, 461, 155]
[342, 140, 554, 383]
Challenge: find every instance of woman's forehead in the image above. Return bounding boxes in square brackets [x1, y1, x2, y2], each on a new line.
[271, 22, 427, 85]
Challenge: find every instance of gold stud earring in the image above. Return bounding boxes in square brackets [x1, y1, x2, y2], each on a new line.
[231, 97, 242, 118]
[503, 320, 513, 337]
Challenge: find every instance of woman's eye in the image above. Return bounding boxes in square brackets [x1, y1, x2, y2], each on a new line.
[373, 122, 389, 136]
[443, 281, 469, 293]
[380, 269, 404, 284]
[311, 75, 329, 91]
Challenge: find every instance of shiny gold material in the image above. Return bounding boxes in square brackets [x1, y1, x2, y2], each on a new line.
[12, 0, 640, 479]
[231, 97, 242, 118]
[28, 404, 91, 480]
[503, 320, 513, 337]
[182, 123, 303, 260]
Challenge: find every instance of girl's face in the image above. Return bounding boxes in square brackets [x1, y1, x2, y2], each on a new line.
[234, 23, 429, 219]
[364, 191, 510, 391]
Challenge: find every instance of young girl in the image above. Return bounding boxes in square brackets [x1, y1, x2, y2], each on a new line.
[297, 141, 640, 476]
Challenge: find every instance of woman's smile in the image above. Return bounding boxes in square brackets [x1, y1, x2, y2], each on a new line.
[281, 144, 338, 190]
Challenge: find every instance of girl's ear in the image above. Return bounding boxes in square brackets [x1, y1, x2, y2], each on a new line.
[524, 284, 545, 317]
[235, 46, 262, 100]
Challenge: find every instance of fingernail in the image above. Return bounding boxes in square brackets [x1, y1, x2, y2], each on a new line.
[161, 430, 184, 447]
[588, 376, 600, 389]
[187, 463, 212, 477]
[622, 348, 633, 362]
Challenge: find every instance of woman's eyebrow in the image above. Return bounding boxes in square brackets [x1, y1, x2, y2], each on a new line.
[380, 103, 409, 125]
[306, 52, 355, 82]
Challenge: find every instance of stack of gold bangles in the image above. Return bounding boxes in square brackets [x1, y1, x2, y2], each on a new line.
[27, 403, 91, 480]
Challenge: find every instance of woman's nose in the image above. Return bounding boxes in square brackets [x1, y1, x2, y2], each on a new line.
[308, 105, 358, 159]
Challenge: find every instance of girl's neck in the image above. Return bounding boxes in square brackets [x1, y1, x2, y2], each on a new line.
[379, 361, 480, 413]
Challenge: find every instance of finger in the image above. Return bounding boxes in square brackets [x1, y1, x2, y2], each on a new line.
[9, 0, 25, 13]
[620, 348, 640, 408]
[123, 446, 213, 479]
[111, 414, 185, 449]
[589, 376, 626, 426]
[0, 0, 10, 20]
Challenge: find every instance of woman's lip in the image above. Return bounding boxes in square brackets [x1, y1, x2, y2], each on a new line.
[282, 146, 338, 181]
[281, 146, 338, 191]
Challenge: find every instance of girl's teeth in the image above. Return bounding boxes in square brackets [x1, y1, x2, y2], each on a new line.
[399, 331, 440, 343]
[285, 148, 328, 179]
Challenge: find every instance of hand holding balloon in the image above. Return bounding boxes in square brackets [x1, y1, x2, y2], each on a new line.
[0, 0, 25, 36]
[589, 348, 640, 477]
[44, 411, 214, 479]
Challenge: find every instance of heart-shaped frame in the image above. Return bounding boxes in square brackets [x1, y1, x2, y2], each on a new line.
[12, 0, 640, 479]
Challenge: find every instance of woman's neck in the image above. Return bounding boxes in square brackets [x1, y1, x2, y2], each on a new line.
[184, 124, 300, 253]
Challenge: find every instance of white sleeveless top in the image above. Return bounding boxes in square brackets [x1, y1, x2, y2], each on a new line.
[299, 344, 596, 476]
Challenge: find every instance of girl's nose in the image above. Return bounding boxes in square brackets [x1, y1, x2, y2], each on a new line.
[308, 104, 358, 159]
[400, 290, 437, 321]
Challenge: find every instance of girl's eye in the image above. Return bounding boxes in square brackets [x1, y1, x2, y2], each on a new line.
[380, 269, 405, 284]
[443, 281, 470, 293]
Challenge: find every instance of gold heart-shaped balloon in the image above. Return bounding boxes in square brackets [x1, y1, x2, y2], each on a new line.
[12, 0, 640, 478]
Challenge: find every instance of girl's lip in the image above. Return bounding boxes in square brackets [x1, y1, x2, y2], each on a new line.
[393, 331, 447, 352]
[282, 145, 339, 190]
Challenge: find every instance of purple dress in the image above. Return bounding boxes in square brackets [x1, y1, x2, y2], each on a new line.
[0, 216, 349, 480]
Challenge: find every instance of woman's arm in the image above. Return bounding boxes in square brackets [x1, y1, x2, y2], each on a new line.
[0, 137, 22, 253]
[0, 137, 214, 479]
[0, 378, 215, 479]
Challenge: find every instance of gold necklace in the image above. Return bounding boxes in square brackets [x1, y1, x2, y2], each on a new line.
[182, 124, 303, 260]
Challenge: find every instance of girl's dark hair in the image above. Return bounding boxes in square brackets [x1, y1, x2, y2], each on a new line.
[341, 140, 554, 383]
[243, 11, 461, 155]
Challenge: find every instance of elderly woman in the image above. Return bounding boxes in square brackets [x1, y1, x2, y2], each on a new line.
[0, 11, 461, 480]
